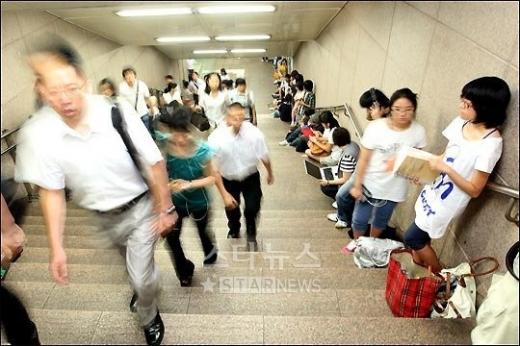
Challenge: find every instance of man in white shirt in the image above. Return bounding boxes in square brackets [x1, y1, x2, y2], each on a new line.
[228, 78, 257, 125]
[187, 71, 206, 106]
[119, 67, 152, 136]
[17, 38, 176, 346]
[208, 103, 274, 251]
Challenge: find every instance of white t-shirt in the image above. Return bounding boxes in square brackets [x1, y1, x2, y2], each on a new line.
[415, 117, 502, 238]
[15, 95, 163, 211]
[208, 122, 269, 181]
[200, 91, 230, 127]
[118, 80, 150, 117]
[163, 86, 182, 104]
[361, 118, 427, 202]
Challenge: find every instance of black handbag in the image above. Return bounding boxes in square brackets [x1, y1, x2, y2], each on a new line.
[191, 108, 211, 132]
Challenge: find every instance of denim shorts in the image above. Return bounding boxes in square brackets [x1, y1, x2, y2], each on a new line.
[403, 222, 431, 250]
[352, 199, 397, 232]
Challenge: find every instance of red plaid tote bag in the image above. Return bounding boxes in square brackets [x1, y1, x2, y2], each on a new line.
[385, 249, 443, 318]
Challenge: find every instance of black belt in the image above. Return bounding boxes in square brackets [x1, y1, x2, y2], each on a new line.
[95, 191, 148, 215]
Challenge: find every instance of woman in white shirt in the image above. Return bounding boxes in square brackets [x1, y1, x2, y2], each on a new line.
[403, 77, 511, 273]
[198, 72, 230, 128]
[349, 88, 427, 243]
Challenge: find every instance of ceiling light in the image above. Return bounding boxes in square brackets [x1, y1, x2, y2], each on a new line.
[231, 49, 267, 53]
[116, 8, 192, 17]
[156, 36, 211, 43]
[215, 34, 271, 41]
[194, 49, 228, 54]
[198, 5, 276, 14]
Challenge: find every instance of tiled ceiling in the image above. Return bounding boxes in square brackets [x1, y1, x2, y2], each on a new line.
[2, 1, 346, 59]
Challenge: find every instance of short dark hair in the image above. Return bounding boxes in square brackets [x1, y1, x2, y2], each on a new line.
[204, 72, 222, 94]
[122, 66, 136, 78]
[390, 88, 418, 111]
[332, 127, 351, 147]
[28, 34, 84, 76]
[290, 70, 299, 78]
[220, 68, 227, 74]
[159, 106, 192, 132]
[303, 80, 314, 92]
[182, 80, 189, 88]
[235, 78, 246, 86]
[165, 75, 173, 80]
[461, 76, 511, 128]
[359, 88, 390, 108]
[223, 79, 234, 88]
[228, 102, 245, 110]
[319, 111, 339, 128]
[99, 78, 117, 96]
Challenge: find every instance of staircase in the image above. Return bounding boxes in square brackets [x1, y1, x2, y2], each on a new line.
[1, 115, 474, 344]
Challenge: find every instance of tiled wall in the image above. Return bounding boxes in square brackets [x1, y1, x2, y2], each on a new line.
[294, 1, 519, 300]
[1, 9, 179, 132]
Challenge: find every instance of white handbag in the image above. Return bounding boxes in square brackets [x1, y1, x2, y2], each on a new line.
[431, 257, 499, 319]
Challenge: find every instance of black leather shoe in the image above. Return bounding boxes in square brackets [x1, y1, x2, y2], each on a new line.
[144, 312, 164, 346]
[179, 260, 195, 287]
[203, 249, 218, 265]
[227, 230, 240, 239]
[129, 292, 138, 313]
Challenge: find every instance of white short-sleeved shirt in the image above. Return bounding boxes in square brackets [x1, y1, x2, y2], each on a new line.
[415, 117, 503, 238]
[118, 80, 150, 116]
[361, 118, 427, 202]
[163, 86, 182, 105]
[15, 95, 163, 211]
[208, 122, 269, 181]
[200, 91, 230, 128]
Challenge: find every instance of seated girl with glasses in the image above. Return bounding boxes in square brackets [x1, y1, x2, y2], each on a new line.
[348, 88, 427, 247]
[403, 77, 511, 273]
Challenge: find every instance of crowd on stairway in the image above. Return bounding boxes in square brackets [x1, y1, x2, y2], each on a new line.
[1, 36, 514, 346]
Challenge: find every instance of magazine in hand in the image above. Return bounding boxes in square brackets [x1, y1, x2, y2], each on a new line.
[392, 146, 440, 184]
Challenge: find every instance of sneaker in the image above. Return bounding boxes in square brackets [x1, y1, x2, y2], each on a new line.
[335, 220, 348, 229]
[327, 213, 338, 222]
[278, 140, 289, 146]
[332, 201, 338, 209]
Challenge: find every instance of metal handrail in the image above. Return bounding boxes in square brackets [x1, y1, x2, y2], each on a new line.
[1, 127, 20, 140]
[487, 181, 519, 200]
[1, 145, 17, 156]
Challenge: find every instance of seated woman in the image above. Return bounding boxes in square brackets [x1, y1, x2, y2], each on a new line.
[403, 77, 511, 273]
[304, 111, 340, 164]
[318, 127, 360, 228]
[156, 106, 219, 286]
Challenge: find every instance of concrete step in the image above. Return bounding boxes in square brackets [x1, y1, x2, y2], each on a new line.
[5, 308, 474, 345]
[4, 262, 386, 290]
[20, 223, 349, 239]
[3, 280, 391, 319]
[16, 247, 357, 270]
[21, 234, 351, 253]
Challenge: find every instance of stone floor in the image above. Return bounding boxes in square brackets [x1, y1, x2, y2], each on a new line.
[1, 114, 474, 344]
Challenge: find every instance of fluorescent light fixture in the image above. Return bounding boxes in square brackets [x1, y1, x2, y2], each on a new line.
[156, 36, 211, 43]
[194, 49, 228, 54]
[215, 34, 271, 41]
[116, 8, 192, 17]
[198, 5, 276, 14]
[231, 48, 267, 53]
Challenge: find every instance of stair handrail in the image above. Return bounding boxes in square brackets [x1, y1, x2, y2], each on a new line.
[1, 126, 37, 201]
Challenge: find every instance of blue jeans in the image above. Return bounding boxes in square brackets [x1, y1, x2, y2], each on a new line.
[141, 114, 154, 139]
[403, 222, 431, 250]
[352, 199, 398, 233]
[335, 176, 356, 225]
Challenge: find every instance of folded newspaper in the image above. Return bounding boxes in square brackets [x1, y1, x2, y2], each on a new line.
[392, 146, 440, 184]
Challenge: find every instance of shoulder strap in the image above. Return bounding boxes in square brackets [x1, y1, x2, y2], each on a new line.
[111, 104, 147, 185]
[482, 128, 498, 139]
[134, 81, 140, 112]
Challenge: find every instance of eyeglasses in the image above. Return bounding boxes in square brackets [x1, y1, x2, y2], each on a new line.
[460, 98, 473, 109]
[390, 107, 414, 114]
[46, 84, 84, 100]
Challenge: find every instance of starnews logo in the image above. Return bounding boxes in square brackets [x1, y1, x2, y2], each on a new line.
[201, 276, 321, 294]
